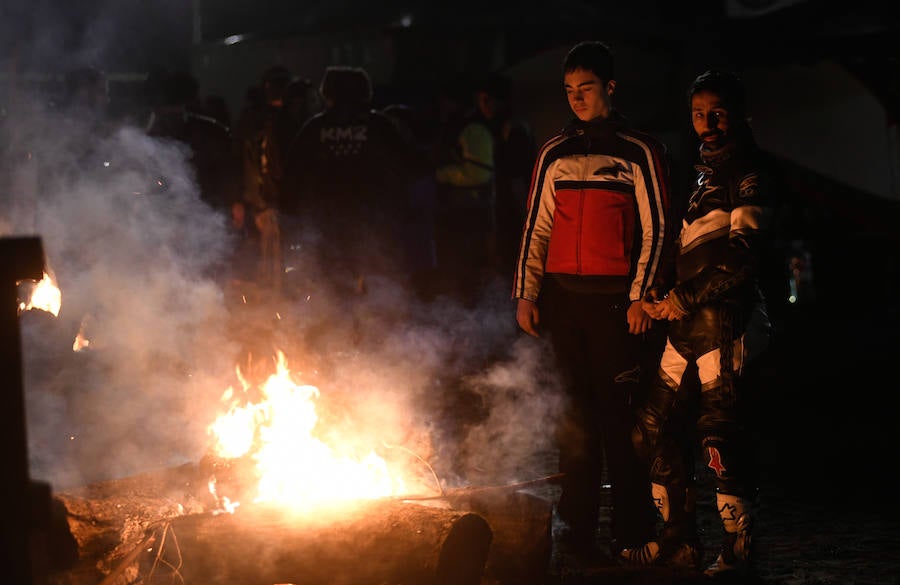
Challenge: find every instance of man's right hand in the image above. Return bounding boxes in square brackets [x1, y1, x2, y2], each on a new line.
[516, 298, 540, 337]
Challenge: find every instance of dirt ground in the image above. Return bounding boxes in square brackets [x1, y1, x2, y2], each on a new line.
[518, 462, 900, 585]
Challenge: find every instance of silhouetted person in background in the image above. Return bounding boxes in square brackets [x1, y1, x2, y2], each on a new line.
[233, 65, 300, 293]
[382, 102, 439, 299]
[144, 69, 239, 213]
[479, 73, 537, 279]
[284, 76, 320, 130]
[49, 66, 119, 194]
[203, 94, 232, 129]
[284, 65, 412, 295]
[60, 65, 110, 121]
[432, 74, 497, 305]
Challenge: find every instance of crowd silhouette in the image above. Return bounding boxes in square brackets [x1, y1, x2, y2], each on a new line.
[87, 62, 537, 307]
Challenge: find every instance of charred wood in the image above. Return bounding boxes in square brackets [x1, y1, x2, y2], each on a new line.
[44, 461, 556, 585]
[148, 500, 491, 585]
[451, 490, 552, 585]
[47, 462, 211, 585]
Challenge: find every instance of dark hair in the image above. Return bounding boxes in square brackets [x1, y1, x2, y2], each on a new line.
[285, 77, 312, 101]
[563, 41, 614, 83]
[320, 65, 372, 106]
[164, 70, 199, 105]
[688, 69, 747, 118]
[476, 72, 512, 101]
[261, 65, 294, 103]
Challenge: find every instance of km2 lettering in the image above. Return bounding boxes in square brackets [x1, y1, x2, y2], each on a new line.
[320, 125, 368, 142]
[320, 125, 369, 157]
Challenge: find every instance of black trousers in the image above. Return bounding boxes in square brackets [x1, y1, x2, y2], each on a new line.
[539, 278, 657, 548]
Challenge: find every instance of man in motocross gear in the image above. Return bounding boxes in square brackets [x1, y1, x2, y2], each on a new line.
[621, 69, 777, 579]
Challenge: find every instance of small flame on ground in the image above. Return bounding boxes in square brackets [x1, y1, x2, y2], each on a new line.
[208, 478, 239, 514]
[73, 332, 90, 352]
[207, 351, 408, 513]
[72, 315, 91, 351]
[18, 270, 61, 316]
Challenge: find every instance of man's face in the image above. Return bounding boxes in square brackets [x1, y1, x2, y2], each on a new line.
[691, 89, 731, 146]
[564, 67, 614, 122]
[476, 90, 498, 120]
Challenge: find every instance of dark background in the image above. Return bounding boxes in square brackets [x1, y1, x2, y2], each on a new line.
[2, 4, 900, 583]
[2, 1, 898, 100]
[2, 1, 897, 71]
[3, 0, 900, 504]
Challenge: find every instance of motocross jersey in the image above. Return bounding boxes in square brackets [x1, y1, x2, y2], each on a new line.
[667, 137, 776, 316]
[512, 111, 671, 303]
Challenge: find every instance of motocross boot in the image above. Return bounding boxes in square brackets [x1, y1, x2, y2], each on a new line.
[704, 492, 754, 579]
[619, 482, 702, 570]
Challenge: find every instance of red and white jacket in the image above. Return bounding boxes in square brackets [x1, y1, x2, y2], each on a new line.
[512, 112, 672, 302]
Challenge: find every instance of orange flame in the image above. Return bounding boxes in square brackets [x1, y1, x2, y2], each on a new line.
[72, 316, 91, 352]
[18, 270, 61, 317]
[207, 351, 410, 513]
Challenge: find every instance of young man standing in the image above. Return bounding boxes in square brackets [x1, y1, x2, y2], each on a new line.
[621, 69, 776, 579]
[512, 40, 672, 557]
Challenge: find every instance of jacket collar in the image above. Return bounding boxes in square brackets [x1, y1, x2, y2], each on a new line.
[564, 109, 627, 137]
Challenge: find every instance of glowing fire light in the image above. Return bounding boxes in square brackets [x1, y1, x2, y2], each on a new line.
[18, 270, 61, 316]
[73, 317, 91, 351]
[207, 351, 408, 513]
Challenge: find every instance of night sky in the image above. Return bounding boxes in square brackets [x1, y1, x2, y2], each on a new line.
[3, 1, 895, 75]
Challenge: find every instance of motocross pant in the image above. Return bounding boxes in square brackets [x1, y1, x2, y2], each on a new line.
[633, 300, 772, 504]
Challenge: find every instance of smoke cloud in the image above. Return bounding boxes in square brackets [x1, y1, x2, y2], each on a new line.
[5, 98, 239, 489]
[3, 13, 564, 497]
[3, 100, 564, 495]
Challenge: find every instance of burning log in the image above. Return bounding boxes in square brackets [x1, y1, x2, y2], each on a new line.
[453, 490, 552, 585]
[159, 500, 492, 585]
[53, 463, 210, 559]
[48, 462, 212, 585]
[402, 474, 558, 585]
[46, 460, 555, 585]
[46, 463, 498, 585]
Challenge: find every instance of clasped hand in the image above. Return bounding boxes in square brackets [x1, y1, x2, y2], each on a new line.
[641, 291, 687, 321]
